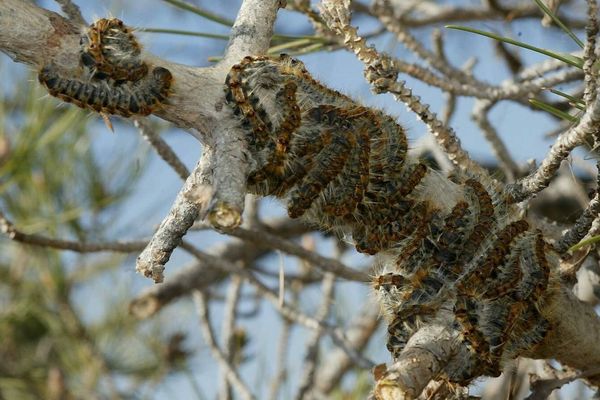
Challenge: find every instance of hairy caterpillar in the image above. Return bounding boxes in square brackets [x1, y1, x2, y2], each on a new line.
[38, 64, 172, 117]
[80, 18, 148, 82]
[224, 54, 556, 384]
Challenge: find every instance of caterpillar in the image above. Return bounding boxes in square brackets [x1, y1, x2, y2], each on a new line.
[224, 54, 557, 384]
[80, 18, 148, 82]
[38, 64, 172, 117]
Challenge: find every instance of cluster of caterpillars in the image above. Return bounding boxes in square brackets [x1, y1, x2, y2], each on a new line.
[224, 54, 556, 384]
[38, 18, 172, 117]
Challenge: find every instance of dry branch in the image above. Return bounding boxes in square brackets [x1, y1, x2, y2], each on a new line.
[314, 304, 380, 395]
[0, 0, 285, 281]
[134, 118, 190, 181]
[193, 290, 255, 400]
[0, 210, 147, 253]
[221, 226, 369, 282]
[129, 217, 311, 318]
[54, 0, 85, 26]
[219, 276, 243, 400]
[181, 243, 375, 370]
[135, 155, 208, 283]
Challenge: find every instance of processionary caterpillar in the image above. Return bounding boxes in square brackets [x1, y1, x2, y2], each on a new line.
[224, 54, 557, 384]
[38, 65, 172, 117]
[39, 17, 170, 120]
[35, 24, 555, 383]
[80, 17, 148, 83]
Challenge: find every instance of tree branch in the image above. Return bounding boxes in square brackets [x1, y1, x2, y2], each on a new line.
[222, 0, 285, 65]
[193, 290, 256, 400]
[129, 218, 312, 318]
[314, 304, 380, 394]
[0, 0, 286, 281]
[221, 226, 370, 282]
[135, 154, 209, 283]
[374, 321, 459, 400]
[0, 210, 147, 253]
[134, 118, 190, 181]
[53, 0, 85, 26]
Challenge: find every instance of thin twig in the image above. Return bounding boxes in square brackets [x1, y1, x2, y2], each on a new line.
[268, 275, 302, 400]
[494, 41, 523, 75]
[134, 119, 190, 181]
[181, 242, 375, 370]
[267, 317, 293, 400]
[375, 54, 580, 101]
[219, 276, 243, 400]
[193, 290, 256, 400]
[472, 99, 520, 182]
[130, 260, 226, 319]
[440, 93, 456, 126]
[506, 83, 600, 202]
[432, 28, 459, 127]
[54, 0, 85, 26]
[556, 163, 600, 253]
[294, 273, 335, 400]
[517, 58, 572, 82]
[221, 226, 369, 282]
[0, 210, 147, 252]
[314, 304, 380, 395]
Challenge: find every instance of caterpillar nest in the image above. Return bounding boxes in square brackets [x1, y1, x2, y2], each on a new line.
[224, 54, 558, 385]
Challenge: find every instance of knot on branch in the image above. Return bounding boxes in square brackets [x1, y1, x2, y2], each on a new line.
[365, 56, 399, 94]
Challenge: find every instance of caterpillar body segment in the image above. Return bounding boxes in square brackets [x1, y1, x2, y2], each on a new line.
[39, 65, 172, 117]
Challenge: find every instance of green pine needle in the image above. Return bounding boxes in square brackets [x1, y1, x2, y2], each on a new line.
[162, 0, 233, 27]
[529, 98, 579, 122]
[446, 25, 583, 68]
[570, 235, 600, 252]
[549, 89, 586, 110]
[138, 28, 230, 40]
